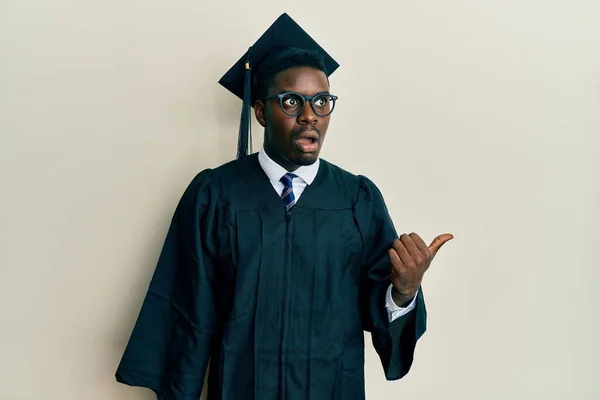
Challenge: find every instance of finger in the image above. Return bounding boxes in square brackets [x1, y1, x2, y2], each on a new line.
[429, 233, 454, 257]
[400, 233, 421, 259]
[393, 237, 415, 268]
[387, 248, 403, 269]
[408, 232, 431, 260]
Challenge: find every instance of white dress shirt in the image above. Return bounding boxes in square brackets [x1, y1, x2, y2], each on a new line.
[257, 148, 417, 323]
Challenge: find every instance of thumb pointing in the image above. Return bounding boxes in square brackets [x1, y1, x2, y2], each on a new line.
[429, 233, 454, 257]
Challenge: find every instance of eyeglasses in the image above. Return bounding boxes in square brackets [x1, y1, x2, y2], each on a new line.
[262, 91, 338, 117]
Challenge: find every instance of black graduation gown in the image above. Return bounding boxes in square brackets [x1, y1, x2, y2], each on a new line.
[115, 153, 427, 400]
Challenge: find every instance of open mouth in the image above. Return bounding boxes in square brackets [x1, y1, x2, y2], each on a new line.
[295, 136, 319, 152]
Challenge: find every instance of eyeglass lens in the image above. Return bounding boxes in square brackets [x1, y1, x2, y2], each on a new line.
[280, 93, 335, 117]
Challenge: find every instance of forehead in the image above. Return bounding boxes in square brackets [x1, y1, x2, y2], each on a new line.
[272, 67, 330, 94]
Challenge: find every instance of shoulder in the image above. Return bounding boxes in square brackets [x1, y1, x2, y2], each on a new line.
[186, 153, 258, 190]
[180, 153, 268, 212]
[319, 158, 383, 202]
[176, 168, 216, 210]
[319, 158, 361, 186]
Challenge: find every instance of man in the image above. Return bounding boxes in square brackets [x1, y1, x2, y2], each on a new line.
[115, 13, 453, 400]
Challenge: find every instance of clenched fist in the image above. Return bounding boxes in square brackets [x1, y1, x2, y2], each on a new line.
[388, 232, 454, 306]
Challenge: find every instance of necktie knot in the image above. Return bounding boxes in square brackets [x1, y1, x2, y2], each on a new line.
[280, 173, 297, 210]
[280, 172, 296, 188]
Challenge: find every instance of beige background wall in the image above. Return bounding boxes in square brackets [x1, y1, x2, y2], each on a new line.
[1, 1, 599, 399]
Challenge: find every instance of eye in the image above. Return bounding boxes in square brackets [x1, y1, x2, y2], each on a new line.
[283, 97, 298, 107]
[280, 94, 304, 114]
[314, 95, 330, 108]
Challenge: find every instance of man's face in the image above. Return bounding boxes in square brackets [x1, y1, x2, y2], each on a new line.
[255, 66, 331, 171]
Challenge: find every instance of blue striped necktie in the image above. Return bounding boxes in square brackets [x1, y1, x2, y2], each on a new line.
[280, 172, 297, 210]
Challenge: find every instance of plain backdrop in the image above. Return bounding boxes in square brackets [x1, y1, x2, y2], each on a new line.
[1, 1, 599, 399]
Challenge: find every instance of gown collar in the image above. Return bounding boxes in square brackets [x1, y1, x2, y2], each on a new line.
[258, 147, 320, 185]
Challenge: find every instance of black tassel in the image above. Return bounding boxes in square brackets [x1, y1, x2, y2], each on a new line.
[237, 48, 253, 159]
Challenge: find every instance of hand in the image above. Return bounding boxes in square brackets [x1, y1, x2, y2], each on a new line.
[388, 232, 454, 306]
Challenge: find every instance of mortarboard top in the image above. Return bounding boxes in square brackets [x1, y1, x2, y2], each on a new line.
[218, 13, 340, 159]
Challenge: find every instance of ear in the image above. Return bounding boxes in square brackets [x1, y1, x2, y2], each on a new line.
[255, 100, 266, 127]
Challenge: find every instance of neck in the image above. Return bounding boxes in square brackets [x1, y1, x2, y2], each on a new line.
[264, 144, 301, 172]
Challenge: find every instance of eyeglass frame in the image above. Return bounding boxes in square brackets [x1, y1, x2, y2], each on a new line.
[261, 91, 339, 117]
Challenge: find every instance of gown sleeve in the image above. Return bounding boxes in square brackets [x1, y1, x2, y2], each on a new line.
[115, 169, 219, 399]
[355, 175, 427, 381]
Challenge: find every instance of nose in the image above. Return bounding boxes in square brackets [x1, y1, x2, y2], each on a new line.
[297, 101, 318, 125]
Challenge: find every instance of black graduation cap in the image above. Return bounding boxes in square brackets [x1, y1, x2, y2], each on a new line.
[219, 13, 340, 159]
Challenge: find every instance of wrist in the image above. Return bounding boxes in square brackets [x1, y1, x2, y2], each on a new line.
[391, 287, 416, 307]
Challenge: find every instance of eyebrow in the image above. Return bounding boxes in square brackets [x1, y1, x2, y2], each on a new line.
[277, 88, 331, 95]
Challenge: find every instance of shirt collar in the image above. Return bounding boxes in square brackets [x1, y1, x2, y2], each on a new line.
[258, 147, 320, 185]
